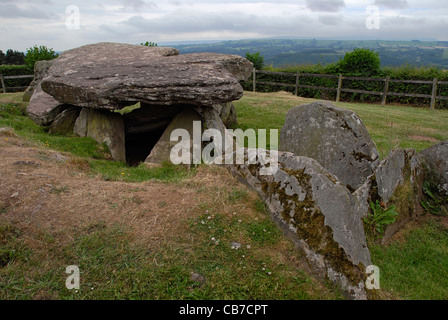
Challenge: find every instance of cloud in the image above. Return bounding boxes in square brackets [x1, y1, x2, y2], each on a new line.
[2, 0, 448, 52]
[374, 0, 408, 9]
[306, 0, 345, 12]
[0, 2, 56, 19]
[120, 0, 158, 11]
[318, 15, 342, 26]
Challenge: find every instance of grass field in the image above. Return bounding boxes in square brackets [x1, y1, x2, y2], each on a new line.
[1, 91, 448, 300]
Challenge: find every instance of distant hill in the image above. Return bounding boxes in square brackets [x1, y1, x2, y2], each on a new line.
[173, 39, 448, 69]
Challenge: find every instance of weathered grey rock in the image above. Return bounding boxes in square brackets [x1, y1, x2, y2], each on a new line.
[196, 106, 236, 163]
[25, 60, 67, 126]
[23, 60, 54, 102]
[40, 42, 252, 110]
[27, 84, 66, 126]
[419, 140, 448, 196]
[227, 150, 372, 300]
[354, 148, 424, 243]
[279, 101, 380, 192]
[216, 102, 238, 127]
[145, 108, 203, 164]
[73, 108, 89, 137]
[73, 108, 126, 162]
[49, 107, 81, 135]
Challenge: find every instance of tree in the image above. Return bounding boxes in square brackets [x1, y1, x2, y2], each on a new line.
[245, 52, 264, 70]
[336, 48, 381, 76]
[140, 41, 158, 47]
[24, 45, 58, 69]
[0, 50, 5, 65]
[5, 49, 25, 65]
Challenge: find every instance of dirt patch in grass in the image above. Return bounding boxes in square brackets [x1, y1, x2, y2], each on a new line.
[0, 136, 200, 248]
[409, 135, 439, 143]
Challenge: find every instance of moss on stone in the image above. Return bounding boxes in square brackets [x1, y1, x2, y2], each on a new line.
[258, 166, 367, 290]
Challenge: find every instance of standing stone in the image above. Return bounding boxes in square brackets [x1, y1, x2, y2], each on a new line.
[354, 148, 425, 243]
[215, 102, 238, 127]
[23, 60, 54, 102]
[49, 107, 81, 135]
[227, 150, 372, 300]
[73, 108, 126, 162]
[145, 108, 203, 164]
[26, 59, 67, 126]
[73, 108, 89, 137]
[280, 101, 380, 192]
[419, 140, 448, 196]
[27, 85, 65, 126]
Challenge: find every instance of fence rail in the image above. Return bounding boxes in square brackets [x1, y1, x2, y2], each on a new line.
[248, 68, 448, 109]
[0, 74, 34, 93]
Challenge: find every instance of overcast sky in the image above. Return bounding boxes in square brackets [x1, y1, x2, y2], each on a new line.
[1, 0, 447, 52]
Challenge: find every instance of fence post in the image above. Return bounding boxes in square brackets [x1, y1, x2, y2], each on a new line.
[381, 76, 390, 106]
[336, 74, 343, 102]
[294, 72, 300, 96]
[252, 68, 256, 93]
[0, 74, 6, 94]
[430, 78, 438, 110]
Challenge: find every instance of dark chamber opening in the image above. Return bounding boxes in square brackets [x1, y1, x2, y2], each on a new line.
[125, 128, 166, 166]
[122, 103, 187, 166]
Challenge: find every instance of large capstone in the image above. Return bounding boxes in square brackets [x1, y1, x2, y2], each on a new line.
[279, 101, 380, 192]
[39, 42, 252, 109]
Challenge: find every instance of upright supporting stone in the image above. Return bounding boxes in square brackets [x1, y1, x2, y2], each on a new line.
[145, 108, 203, 164]
[74, 108, 126, 162]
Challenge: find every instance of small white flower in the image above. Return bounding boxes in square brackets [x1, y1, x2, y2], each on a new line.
[211, 237, 216, 241]
[201, 220, 205, 224]
[246, 245, 251, 249]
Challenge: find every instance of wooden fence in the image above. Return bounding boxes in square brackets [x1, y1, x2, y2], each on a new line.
[249, 69, 448, 109]
[0, 74, 34, 93]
